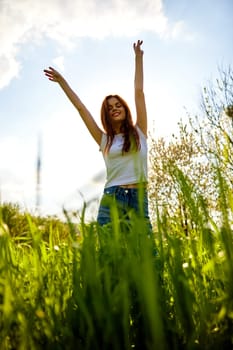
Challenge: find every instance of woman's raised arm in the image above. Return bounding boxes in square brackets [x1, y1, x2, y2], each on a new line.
[44, 67, 102, 145]
[133, 40, 147, 137]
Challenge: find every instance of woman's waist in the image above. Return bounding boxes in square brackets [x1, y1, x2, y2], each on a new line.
[104, 182, 148, 193]
[119, 183, 146, 189]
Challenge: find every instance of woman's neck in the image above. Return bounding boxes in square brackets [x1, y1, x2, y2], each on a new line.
[113, 124, 123, 135]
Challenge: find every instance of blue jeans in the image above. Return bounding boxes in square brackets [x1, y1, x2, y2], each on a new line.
[97, 185, 152, 229]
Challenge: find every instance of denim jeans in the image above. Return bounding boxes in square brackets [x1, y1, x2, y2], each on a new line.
[97, 185, 152, 229]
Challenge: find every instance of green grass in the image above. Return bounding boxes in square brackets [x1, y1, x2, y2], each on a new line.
[0, 167, 233, 349]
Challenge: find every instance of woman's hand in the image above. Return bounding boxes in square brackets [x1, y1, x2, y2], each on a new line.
[44, 67, 64, 83]
[133, 39, 144, 56]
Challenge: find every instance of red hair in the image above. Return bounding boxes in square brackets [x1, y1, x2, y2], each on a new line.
[100, 95, 140, 154]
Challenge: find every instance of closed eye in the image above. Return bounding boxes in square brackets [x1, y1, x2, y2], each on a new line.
[107, 101, 122, 111]
[108, 103, 122, 111]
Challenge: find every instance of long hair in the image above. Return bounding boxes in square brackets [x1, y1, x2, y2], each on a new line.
[100, 95, 140, 154]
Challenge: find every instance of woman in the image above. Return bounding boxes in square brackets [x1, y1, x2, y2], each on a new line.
[44, 40, 151, 228]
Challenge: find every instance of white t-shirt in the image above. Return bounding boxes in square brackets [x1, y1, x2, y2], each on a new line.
[100, 126, 148, 188]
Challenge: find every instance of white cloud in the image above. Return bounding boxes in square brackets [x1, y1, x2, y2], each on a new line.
[170, 20, 196, 41]
[0, 0, 191, 89]
[52, 56, 65, 71]
[40, 108, 104, 197]
[0, 114, 104, 214]
[0, 135, 36, 208]
[0, 53, 21, 89]
[0, 136, 35, 174]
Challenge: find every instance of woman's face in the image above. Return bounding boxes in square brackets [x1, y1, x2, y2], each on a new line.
[107, 97, 126, 125]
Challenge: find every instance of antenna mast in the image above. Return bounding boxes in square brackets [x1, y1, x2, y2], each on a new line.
[36, 134, 42, 214]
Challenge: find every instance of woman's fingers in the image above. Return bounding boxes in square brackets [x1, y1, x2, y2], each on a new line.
[44, 67, 60, 81]
[133, 39, 143, 53]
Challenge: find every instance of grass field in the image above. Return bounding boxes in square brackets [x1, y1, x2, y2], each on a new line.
[0, 168, 233, 349]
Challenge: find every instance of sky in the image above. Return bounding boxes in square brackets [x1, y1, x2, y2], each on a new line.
[0, 0, 232, 220]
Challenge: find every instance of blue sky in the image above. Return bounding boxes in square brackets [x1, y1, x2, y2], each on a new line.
[0, 0, 232, 219]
